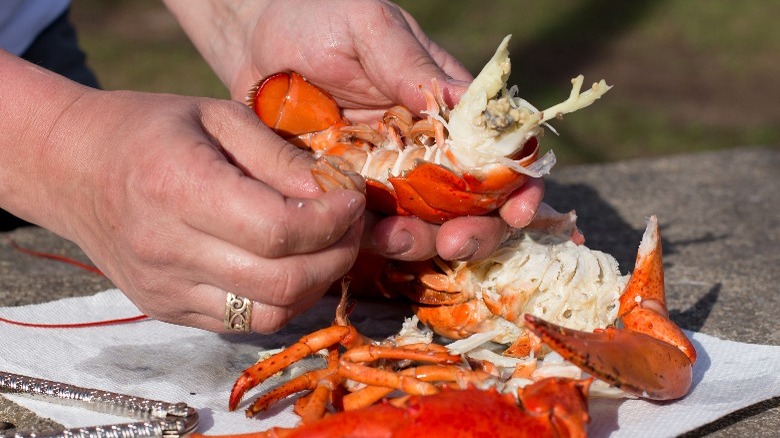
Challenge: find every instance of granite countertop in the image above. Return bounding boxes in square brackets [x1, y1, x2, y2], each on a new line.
[1, 146, 778, 437]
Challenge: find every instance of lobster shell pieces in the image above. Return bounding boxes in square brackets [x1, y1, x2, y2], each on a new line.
[249, 71, 540, 224]
[250, 71, 345, 140]
[386, 138, 539, 223]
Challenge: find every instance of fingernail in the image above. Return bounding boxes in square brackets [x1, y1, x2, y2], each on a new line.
[345, 192, 366, 221]
[384, 230, 414, 257]
[451, 238, 479, 261]
[445, 77, 472, 88]
[344, 170, 366, 192]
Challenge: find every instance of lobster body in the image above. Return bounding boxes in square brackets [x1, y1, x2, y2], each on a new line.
[386, 215, 696, 400]
[248, 36, 608, 223]
[226, 381, 589, 438]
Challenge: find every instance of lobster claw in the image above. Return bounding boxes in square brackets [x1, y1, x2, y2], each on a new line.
[525, 316, 692, 400]
[525, 216, 696, 400]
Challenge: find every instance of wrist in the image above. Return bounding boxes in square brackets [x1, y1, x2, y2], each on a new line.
[0, 50, 93, 236]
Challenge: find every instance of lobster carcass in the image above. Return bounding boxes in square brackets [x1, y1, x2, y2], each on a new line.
[248, 35, 610, 223]
[385, 214, 696, 400]
[221, 216, 695, 437]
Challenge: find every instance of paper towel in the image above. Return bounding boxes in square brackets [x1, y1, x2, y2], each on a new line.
[1, 289, 778, 437]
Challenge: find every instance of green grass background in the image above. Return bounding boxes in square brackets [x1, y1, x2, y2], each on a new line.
[70, 0, 779, 166]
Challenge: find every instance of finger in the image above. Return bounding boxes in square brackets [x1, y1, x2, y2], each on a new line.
[199, 99, 323, 198]
[197, 101, 369, 255]
[167, 284, 323, 334]
[364, 214, 438, 261]
[417, 40, 473, 107]
[192, 177, 364, 258]
[170, 135, 364, 257]
[393, 7, 474, 82]
[353, 5, 470, 113]
[436, 216, 508, 261]
[498, 178, 546, 228]
[181, 218, 363, 307]
[135, 219, 360, 332]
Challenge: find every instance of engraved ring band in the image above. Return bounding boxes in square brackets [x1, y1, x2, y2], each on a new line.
[224, 292, 253, 333]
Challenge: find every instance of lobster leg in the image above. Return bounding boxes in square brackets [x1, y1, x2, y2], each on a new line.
[310, 156, 364, 192]
[525, 215, 696, 400]
[342, 365, 495, 410]
[244, 368, 337, 418]
[339, 343, 462, 364]
[230, 288, 368, 412]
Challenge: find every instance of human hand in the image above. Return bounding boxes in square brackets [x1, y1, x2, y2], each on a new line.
[78, 92, 365, 333]
[1, 53, 364, 333]
[363, 178, 546, 260]
[165, 0, 545, 261]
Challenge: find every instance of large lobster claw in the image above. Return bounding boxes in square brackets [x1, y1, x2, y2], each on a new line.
[525, 216, 696, 400]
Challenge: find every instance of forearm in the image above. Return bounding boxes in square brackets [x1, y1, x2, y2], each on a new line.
[162, 0, 271, 98]
[0, 50, 94, 237]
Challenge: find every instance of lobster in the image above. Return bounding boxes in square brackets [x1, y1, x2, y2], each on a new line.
[385, 215, 696, 401]
[214, 382, 591, 438]
[220, 216, 694, 437]
[247, 35, 610, 223]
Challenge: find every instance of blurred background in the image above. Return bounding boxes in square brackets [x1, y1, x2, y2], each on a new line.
[70, 0, 779, 166]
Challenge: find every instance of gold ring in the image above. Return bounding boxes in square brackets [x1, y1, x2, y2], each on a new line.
[224, 292, 252, 333]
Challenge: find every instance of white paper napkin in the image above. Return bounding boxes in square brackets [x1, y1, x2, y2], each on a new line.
[1, 289, 779, 437]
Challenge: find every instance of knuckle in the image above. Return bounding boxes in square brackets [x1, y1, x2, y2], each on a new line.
[131, 152, 186, 206]
[358, 0, 407, 29]
[261, 219, 293, 258]
[126, 229, 169, 267]
[252, 308, 293, 334]
[201, 98, 256, 127]
[221, 99, 254, 118]
[123, 283, 177, 322]
[265, 266, 310, 307]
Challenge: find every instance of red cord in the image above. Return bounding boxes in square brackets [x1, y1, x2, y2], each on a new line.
[9, 239, 104, 275]
[4, 239, 148, 328]
[0, 314, 148, 328]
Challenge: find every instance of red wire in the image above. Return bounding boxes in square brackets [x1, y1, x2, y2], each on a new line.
[4, 239, 148, 328]
[9, 239, 105, 275]
[0, 314, 149, 328]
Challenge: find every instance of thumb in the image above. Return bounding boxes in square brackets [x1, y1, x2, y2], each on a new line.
[355, 9, 472, 113]
[201, 100, 323, 198]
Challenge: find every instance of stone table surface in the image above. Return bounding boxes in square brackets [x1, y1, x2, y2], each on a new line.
[1, 146, 778, 437]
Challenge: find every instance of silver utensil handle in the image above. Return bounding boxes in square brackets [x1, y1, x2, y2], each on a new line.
[0, 371, 198, 438]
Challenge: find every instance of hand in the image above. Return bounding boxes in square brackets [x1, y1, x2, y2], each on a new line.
[366, 177, 546, 261]
[224, 1, 473, 118]
[165, 0, 545, 261]
[75, 92, 365, 333]
[0, 52, 364, 333]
